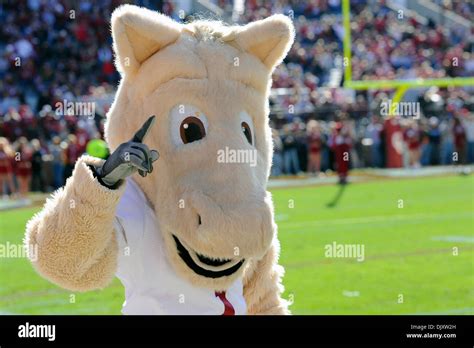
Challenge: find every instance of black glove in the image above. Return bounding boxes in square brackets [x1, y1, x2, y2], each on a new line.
[94, 115, 159, 188]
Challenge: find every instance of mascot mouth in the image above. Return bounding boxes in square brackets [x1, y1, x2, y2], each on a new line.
[172, 235, 244, 278]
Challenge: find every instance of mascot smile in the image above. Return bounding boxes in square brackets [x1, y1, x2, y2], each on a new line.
[25, 4, 295, 315]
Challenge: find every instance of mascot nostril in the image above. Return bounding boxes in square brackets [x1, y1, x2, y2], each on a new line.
[24, 4, 295, 315]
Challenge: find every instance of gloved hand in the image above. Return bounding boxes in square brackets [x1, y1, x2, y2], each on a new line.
[94, 115, 159, 188]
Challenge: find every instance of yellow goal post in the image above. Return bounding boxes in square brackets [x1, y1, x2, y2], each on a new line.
[341, 0, 474, 112]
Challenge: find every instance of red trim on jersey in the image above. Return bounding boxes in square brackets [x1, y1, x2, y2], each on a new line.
[215, 291, 235, 315]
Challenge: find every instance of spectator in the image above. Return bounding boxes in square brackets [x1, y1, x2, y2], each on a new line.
[63, 134, 79, 182]
[440, 118, 455, 165]
[0, 137, 16, 198]
[306, 120, 323, 175]
[403, 120, 422, 168]
[271, 129, 284, 177]
[30, 138, 45, 192]
[282, 124, 300, 175]
[453, 116, 467, 164]
[365, 116, 383, 167]
[461, 111, 474, 164]
[15, 137, 32, 199]
[329, 122, 352, 184]
[427, 117, 442, 166]
[49, 136, 65, 189]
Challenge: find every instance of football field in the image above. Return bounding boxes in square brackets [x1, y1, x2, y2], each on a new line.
[0, 174, 473, 314]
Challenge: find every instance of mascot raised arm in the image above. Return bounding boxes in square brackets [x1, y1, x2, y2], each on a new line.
[25, 4, 295, 315]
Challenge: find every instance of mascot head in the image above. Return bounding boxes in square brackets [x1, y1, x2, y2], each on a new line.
[106, 5, 294, 290]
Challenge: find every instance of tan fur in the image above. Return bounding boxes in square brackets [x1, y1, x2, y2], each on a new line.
[25, 5, 294, 314]
[243, 239, 290, 314]
[24, 156, 124, 291]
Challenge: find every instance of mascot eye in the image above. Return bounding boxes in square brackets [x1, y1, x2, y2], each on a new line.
[180, 116, 206, 144]
[241, 122, 252, 145]
[169, 104, 208, 147]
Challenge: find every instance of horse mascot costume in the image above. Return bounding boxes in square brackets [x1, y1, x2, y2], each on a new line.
[25, 4, 295, 315]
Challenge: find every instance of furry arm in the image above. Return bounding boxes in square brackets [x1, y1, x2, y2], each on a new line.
[243, 240, 290, 314]
[24, 155, 125, 292]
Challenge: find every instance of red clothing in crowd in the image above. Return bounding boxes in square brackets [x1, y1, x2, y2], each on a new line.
[453, 123, 466, 149]
[65, 143, 80, 165]
[330, 131, 352, 178]
[75, 21, 89, 42]
[102, 61, 115, 76]
[0, 151, 14, 175]
[15, 150, 32, 177]
[75, 129, 90, 153]
[403, 128, 421, 150]
[307, 133, 322, 154]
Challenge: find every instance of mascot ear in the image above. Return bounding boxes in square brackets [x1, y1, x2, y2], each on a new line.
[111, 4, 181, 75]
[234, 14, 295, 72]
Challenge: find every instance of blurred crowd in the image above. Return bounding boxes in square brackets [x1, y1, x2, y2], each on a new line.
[434, 0, 473, 22]
[0, 0, 174, 197]
[0, 109, 100, 198]
[244, 0, 474, 82]
[240, 0, 473, 117]
[0, 0, 178, 115]
[237, 0, 474, 178]
[1, 0, 474, 197]
[270, 110, 474, 178]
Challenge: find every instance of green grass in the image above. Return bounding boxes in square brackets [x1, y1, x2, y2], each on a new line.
[0, 175, 473, 314]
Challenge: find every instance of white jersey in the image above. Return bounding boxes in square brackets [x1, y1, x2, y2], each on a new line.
[113, 179, 247, 315]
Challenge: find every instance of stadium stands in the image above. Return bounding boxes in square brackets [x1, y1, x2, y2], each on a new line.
[0, 0, 473, 198]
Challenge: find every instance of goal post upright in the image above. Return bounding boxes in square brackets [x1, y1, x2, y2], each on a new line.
[342, 0, 352, 83]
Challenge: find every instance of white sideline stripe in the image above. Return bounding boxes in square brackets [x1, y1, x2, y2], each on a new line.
[432, 236, 474, 243]
[278, 211, 472, 230]
[0, 198, 32, 211]
[268, 176, 362, 188]
[365, 165, 474, 177]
